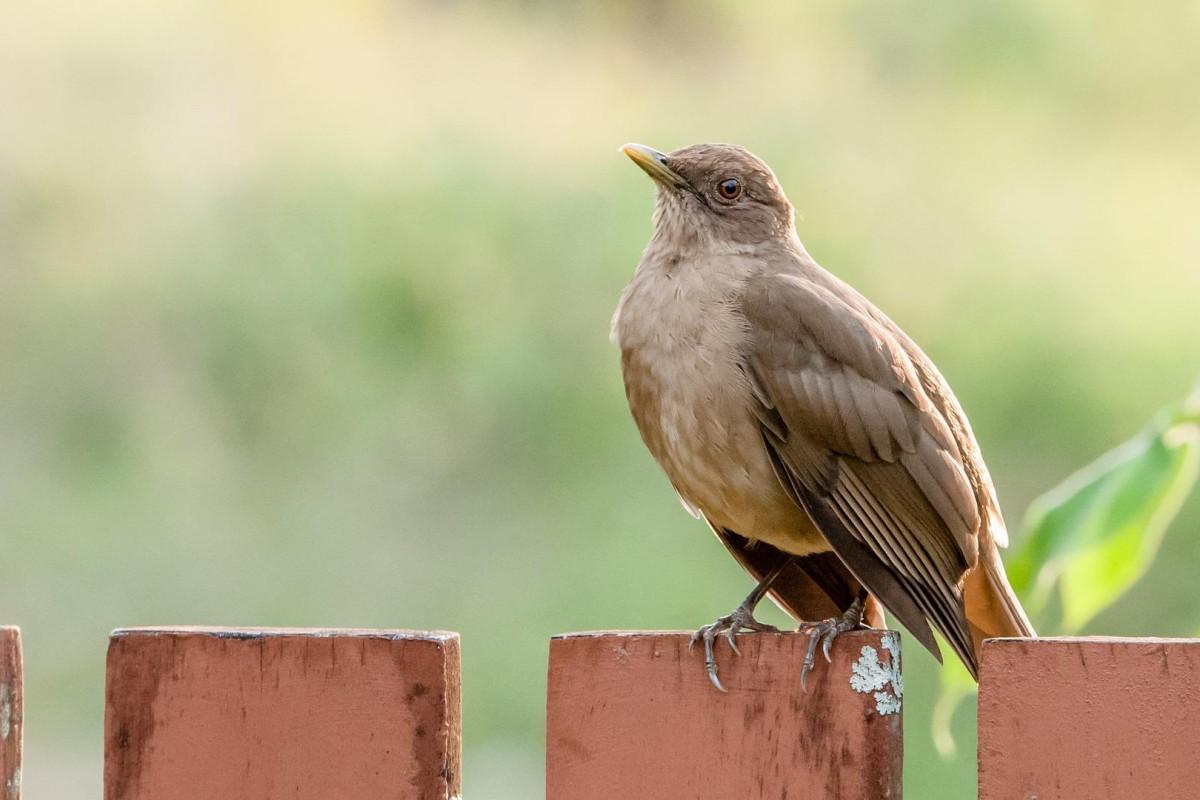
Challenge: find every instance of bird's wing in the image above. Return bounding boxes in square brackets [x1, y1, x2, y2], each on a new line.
[740, 270, 986, 672]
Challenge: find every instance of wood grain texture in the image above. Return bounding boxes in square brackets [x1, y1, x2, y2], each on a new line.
[104, 627, 460, 800]
[0, 628, 21, 800]
[980, 637, 1200, 800]
[546, 630, 903, 799]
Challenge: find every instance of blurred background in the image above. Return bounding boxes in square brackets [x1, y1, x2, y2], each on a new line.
[3, 1, 1200, 796]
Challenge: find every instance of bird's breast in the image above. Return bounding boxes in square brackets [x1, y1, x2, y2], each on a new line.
[615, 267, 826, 555]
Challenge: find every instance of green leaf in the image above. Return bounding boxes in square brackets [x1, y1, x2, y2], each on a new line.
[1008, 395, 1200, 632]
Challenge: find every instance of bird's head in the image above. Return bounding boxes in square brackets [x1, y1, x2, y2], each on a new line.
[621, 142, 795, 248]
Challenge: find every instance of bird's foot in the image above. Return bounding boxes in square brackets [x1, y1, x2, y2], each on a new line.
[688, 602, 780, 692]
[798, 596, 866, 688]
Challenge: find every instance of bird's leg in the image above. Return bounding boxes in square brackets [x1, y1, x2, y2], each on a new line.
[689, 559, 789, 692]
[798, 591, 867, 688]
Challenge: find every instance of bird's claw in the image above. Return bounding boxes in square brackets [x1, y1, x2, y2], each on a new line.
[689, 604, 780, 692]
[798, 598, 866, 689]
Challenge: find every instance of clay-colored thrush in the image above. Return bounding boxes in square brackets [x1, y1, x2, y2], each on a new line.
[614, 143, 1034, 689]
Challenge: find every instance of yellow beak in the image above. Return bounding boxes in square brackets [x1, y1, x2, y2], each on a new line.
[621, 143, 688, 190]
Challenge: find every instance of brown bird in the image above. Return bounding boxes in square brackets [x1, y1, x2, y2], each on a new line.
[613, 142, 1034, 689]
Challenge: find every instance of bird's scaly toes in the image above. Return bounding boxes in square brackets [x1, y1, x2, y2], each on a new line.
[798, 597, 866, 689]
[688, 604, 780, 692]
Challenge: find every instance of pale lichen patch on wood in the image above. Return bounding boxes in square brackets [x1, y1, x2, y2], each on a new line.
[0, 683, 9, 740]
[849, 631, 903, 715]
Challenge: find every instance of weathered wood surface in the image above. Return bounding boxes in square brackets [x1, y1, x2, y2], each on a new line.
[104, 627, 461, 800]
[546, 630, 904, 799]
[980, 637, 1200, 799]
[0, 628, 21, 800]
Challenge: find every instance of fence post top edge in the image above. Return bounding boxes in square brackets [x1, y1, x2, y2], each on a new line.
[108, 626, 460, 643]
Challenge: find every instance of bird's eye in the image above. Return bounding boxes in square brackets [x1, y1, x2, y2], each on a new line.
[717, 178, 742, 200]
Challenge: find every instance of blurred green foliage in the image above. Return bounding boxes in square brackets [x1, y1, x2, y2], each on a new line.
[2, 1, 1199, 797]
[1012, 387, 1200, 632]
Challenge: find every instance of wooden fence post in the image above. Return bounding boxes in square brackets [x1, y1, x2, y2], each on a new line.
[104, 627, 461, 800]
[546, 630, 904, 799]
[979, 636, 1200, 799]
[0, 628, 21, 800]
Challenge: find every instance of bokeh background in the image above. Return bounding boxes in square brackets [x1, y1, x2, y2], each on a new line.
[4, 1, 1200, 796]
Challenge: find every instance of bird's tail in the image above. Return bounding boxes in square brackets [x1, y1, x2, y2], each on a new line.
[962, 544, 1036, 673]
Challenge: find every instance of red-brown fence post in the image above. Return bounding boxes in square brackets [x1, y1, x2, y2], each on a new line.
[0, 627, 21, 800]
[104, 627, 461, 800]
[979, 636, 1200, 799]
[546, 630, 903, 799]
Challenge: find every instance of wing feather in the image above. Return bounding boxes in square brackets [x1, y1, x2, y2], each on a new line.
[741, 270, 986, 670]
